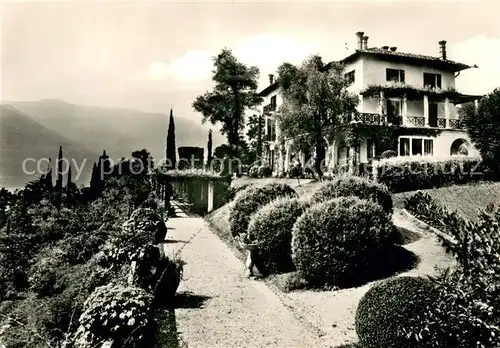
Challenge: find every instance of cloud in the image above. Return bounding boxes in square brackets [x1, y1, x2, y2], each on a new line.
[451, 36, 500, 95]
[233, 34, 319, 73]
[138, 35, 318, 85]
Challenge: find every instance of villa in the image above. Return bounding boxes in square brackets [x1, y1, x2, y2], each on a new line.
[258, 31, 482, 174]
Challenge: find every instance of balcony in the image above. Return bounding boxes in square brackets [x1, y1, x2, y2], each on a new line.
[438, 118, 447, 128]
[449, 119, 464, 129]
[407, 116, 425, 127]
[342, 112, 403, 126]
[263, 103, 277, 115]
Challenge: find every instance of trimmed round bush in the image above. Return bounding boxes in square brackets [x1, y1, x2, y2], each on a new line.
[229, 183, 298, 238]
[355, 276, 439, 348]
[381, 150, 397, 159]
[311, 175, 393, 214]
[291, 197, 393, 287]
[247, 197, 309, 275]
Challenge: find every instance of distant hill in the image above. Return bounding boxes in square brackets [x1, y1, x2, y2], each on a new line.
[0, 104, 99, 188]
[9, 99, 225, 162]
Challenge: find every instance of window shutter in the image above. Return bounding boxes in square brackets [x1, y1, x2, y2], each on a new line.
[400, 70, 405, 83]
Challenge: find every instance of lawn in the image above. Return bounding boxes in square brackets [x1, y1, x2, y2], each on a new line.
[393, 181, 500, 221]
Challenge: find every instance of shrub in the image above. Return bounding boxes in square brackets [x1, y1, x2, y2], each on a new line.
[227, 184, 251, 201]
[229, 183, 298, 238]
[28, 247, 68, 297]
[258, 165, 272, 178]
[380, 150, 397, 159]
[248, 166, 259, 178]
[73, 284, 153, 348]
[109, 208, 167, 260]
[247, 197, 309, 275]
[375, 155, 489, 193]
[311, 175, 393, 214]
[355, 276, 440, 348]
[292, 197, 393, 287]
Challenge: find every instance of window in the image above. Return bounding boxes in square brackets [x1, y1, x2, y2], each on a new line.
[423, 73, 442, 89]
[387, 99, 402, 123]
[424, 139, 433, 155]
[386, 68, 405, 83]
[367, 138, 375, 160]
[345, 70, 355, 86]
[399, 137, 434, 156]
[399, 138, 410, 156]
[270, 95, 277, 106]
[412, 138, 423, 155]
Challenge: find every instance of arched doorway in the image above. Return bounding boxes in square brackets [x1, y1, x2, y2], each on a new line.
[450, 138, 470, 156]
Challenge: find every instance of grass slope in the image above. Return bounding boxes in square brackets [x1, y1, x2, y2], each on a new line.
[393, 182, 500, 221]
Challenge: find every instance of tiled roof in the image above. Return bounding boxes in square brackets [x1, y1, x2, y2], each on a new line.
[338, 48, 473, 71]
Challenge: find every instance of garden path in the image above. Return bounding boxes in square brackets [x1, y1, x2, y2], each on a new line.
[163, 203, 328, 348]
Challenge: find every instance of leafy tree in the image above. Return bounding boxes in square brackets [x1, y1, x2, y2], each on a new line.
[461, 88, 500, 175]
[207, 129, 213, 168]
[246, 113, 264, 164]
[192, 48, 263, 154]
[276, 56, 359, 177]
[166, 109, 177, 169]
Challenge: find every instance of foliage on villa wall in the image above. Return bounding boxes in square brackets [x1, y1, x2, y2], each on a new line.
[361, 83, 460, 101]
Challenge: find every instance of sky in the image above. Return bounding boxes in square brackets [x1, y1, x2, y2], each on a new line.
[1, 0, 499, 123]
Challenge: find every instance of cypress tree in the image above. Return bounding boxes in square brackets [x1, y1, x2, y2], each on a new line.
[207, 129, 213, 168]
[67, 165, 72, 188]
[45, 158, 53, 191]
[55, 146, 64, 191]
[166, 109, 177, 169]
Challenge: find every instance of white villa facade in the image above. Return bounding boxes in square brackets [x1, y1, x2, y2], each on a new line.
[259, 32, 481, 174]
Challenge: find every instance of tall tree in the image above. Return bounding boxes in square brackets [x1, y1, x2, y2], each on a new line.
[66, 165, 72, 188]
[276, 56, 359, 177]
[166, 109, 177, 169]
[461, 88, 500, 175]
[55, 146, 64, 191]
[207, 129, 213, 168]
[246, 113, 264, 163]
[192, 48, 263, 155]
[44, 158, 53, 192]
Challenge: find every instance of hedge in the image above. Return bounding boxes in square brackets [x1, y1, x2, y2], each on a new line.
[247, 197, 309, 275]
[229, 183, 298, 238]
[355, 276, 440, 348]
[311, 175, 393, 214]
[291, 197, 393, 287]
[374, 155, 493, 193]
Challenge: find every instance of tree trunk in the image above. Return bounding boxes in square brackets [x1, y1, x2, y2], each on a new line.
[314, 141, 326, 178]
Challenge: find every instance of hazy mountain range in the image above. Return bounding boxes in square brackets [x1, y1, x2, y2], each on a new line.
[0, 100, 224, 188]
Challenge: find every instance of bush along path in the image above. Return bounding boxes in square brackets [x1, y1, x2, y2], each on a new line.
[163, 202, 327, 348]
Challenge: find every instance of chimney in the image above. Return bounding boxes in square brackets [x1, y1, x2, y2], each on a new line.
[362, 36, 369, 49]
[439, 40, 447, 60]
[355, 31, 364, 50]
[268, 74, 274, 84]
[382, 46, 390, 50]
[390, 46, 397, 52]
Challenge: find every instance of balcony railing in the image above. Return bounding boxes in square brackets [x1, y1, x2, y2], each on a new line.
[438, 118, 447, 128]
[342, 112, 403, 126]
[449, 119, 464, 129]
[408, 116, 425, 127]
[263, 103, 277, 114]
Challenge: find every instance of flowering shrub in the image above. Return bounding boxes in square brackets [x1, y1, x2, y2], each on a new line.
[73, 284, 152, 348]
[248, 166, 259, 178]
[109, 208, 166, 260]
[375, 155, 488, 192]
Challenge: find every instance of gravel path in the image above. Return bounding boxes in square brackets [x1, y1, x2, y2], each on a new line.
[163, 204, 327, 348]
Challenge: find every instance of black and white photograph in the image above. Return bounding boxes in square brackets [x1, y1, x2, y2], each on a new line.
[0, 1, 499, 347]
